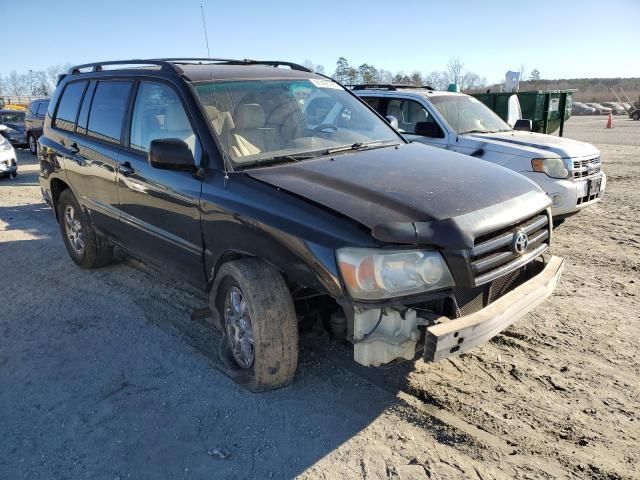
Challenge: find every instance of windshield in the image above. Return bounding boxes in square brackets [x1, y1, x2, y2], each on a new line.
[1, 112, 25, 123]
[430, 95, 511, 134]
[193, 78, 400, 167]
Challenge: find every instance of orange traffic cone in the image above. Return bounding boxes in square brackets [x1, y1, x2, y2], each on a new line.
[605, 113, 613, 129]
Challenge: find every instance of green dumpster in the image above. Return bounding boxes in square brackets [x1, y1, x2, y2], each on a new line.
[472, 89, 575, 136]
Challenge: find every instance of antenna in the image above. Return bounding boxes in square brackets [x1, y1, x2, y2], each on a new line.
[200, 5, 211, 59]
[199, 4, 232, 184]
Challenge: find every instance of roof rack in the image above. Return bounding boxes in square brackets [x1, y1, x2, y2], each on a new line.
[68, 58, 312, 75]
[68, 60, 181, 75]
[153, 58, 312, 72]
[350, 84, 435, 91]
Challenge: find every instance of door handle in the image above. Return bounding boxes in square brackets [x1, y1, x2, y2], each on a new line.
[118, 161, 135, 176]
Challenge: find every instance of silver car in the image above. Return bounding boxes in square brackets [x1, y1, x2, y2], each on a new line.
[585, 103, 613, 115]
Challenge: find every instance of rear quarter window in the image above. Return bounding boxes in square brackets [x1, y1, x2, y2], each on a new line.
[86, 81, 132, 144]
[37, 102, 49, 116]
[53, 82, 88, 132]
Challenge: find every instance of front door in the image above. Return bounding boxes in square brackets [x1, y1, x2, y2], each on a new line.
[385, 98, 448, 149]
[116, 81, 204, 285]
[361, 95, 448, 149]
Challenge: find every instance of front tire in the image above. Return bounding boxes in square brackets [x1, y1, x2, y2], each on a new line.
[57, 189, 112, 268]
[28, 134, 37, 155]
[211, 259, 299, 392]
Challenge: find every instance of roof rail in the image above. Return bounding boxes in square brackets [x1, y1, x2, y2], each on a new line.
[68, 59, 181, 75]
[153, 58, 312, 72]
[68, 58, 312, 76]
[350, 84, 435, 91]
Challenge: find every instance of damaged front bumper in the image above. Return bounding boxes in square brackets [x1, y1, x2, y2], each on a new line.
[424, 255, 563, 362]
[352, 255, 564, 367]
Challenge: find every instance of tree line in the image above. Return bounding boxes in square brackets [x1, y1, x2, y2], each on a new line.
[0, 64, 71, 97]
[308, 57, 490, 92]
[1, 59, 555, 98]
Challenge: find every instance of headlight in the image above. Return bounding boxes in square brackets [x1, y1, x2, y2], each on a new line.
[531, 158, 570, 179]
[337, 248, 454, 300]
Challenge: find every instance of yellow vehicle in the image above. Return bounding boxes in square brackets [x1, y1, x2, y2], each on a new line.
[2, 104, 27, 111]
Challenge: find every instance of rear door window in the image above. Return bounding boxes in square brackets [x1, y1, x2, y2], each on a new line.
[87, 81, 133, 144]
[53, 81, 88, 132]
[76, 82, 97, 136]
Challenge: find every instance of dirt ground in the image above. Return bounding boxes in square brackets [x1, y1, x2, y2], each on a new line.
[1, 115, 638, 479]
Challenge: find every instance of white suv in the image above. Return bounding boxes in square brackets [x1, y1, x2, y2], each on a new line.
[354, 86, 606, 218]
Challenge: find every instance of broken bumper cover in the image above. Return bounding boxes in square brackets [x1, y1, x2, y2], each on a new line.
[424, 255, 564, 362]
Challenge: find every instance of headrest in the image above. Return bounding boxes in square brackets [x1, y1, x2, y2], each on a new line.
[204, 105, 219, 120]
[415, 109, 428, 123]
[163, 101, 191, 131]
[234, 104, 266, 129]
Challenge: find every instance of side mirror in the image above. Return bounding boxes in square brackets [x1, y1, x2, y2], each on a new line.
[148, 138, 194, 171]
[385, 115, 399, 129]
[514, 119, 532, 131]
[414, 121, 444, 138]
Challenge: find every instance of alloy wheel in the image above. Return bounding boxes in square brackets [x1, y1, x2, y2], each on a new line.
[63, 205, 85, 255]
[224, 286, 255, 369]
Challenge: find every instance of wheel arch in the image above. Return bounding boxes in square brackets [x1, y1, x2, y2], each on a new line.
[50, 178, 71, 221]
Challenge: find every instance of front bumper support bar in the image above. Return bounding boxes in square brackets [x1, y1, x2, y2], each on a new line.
[424, 255, 564, 362]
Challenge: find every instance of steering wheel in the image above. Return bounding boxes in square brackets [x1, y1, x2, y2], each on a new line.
[312, 123, 338, 134]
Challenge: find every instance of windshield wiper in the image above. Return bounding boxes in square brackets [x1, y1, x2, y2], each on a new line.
[325, 140, 399, 155]
[236, 153, 316, 169]
[459, 129, 497, 134]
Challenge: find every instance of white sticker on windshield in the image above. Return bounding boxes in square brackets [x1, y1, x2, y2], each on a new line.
[549, 98, 560, 112]
[309, 79, 342, 90]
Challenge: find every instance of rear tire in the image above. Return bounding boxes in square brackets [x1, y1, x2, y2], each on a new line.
[28, 134, 37, 155]
[210, 258, 298, 392]
[57, 189, 112, 268]
[632, 112, 640, 121]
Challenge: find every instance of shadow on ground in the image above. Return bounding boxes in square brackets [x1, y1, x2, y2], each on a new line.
[0, 191, 443, 479]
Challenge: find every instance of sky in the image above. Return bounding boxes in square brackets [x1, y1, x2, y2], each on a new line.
[1, 0, 639, 84]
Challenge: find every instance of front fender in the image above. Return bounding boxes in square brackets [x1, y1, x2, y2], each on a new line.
[200, 172, 376, 300]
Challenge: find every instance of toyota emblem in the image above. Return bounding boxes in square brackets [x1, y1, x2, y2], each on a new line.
[512, 230, 529, 255]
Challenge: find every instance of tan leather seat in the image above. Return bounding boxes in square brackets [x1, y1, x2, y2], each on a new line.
[204, 105, 235, 151]
[163, 101, 196, 152]
[230, 104, 279, 159]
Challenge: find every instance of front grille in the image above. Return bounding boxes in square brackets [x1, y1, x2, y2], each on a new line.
[469, 211, 550, 287]
[451, 260, 544, 317]
[572, 157, 601, 180]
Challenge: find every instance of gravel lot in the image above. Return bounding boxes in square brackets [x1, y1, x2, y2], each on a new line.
[1, 115, 638, 479]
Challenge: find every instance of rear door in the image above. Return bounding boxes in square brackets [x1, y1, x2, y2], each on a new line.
[52, 79, 133, 237]
[116, 80, 204, 285]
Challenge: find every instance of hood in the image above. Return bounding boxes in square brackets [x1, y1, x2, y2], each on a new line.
[247, 142, 550, 249]
[465, 130, 599, 159]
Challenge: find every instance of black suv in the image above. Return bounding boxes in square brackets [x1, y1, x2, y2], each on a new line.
[25, 98, 50, 154]
[39, 59, 563, 391]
